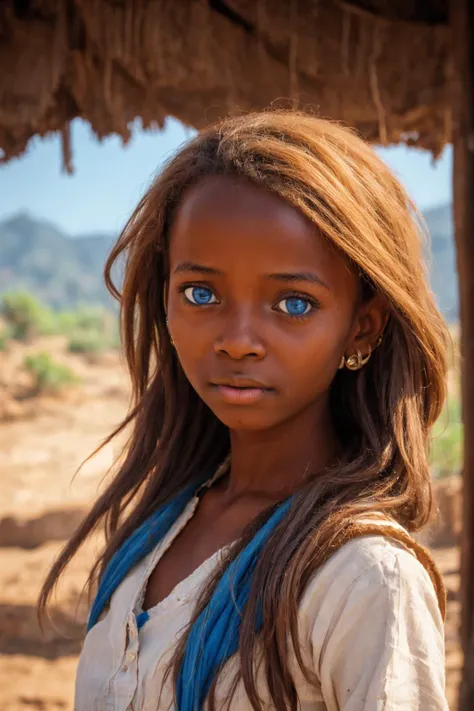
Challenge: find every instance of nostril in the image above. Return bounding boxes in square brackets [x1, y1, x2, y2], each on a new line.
[214, 328, 266, 360]
[215, 344, 263, 360]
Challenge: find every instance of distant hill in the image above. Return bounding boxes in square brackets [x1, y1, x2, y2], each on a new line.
[0, 214, 116, 309]
[0, 207, 459, 320]
[423, 204, 458, 322]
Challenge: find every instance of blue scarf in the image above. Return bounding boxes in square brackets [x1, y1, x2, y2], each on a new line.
[87, 470, 292, 711]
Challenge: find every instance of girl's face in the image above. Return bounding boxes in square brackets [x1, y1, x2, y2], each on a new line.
[167, 175, 381, 432]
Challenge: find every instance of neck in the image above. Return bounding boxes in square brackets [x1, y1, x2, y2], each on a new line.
[224, 401, 337, 503]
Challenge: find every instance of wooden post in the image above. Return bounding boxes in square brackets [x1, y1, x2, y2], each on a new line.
[451, 1, 474, 709]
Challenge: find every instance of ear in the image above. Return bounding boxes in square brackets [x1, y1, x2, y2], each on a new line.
[344, 293, 390, 359]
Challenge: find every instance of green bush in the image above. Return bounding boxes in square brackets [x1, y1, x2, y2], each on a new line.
[108, 319, 121, 350]
[430, 395, 463, 478]
[0, 327, 12, 351]
[55, 307, 120, 353]
[68, 331, 108, 355]
[74, 307, 109, 331]
[53, 310, 81, 335]
[23, 352, 80, 394]
[1, 292, 55, 341]
[55, 307, 108, 336]
[1, 291, 121, 353]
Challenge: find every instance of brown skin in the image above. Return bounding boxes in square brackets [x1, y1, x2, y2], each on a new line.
[143, 175, 387, 609]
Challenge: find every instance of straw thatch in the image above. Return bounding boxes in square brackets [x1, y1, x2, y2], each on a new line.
[0, 0, 450, 171]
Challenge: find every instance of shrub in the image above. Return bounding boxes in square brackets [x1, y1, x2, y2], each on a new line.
[74, 307, 109, 331]
[54, 310, 81, 336]
[430, 395, 463, 478]
[0, 327, 12, 351]
[1, 292, 55, 341]
[55, 306, 108, 336]
[107, 319, 122, 351]
[23, 352, 80, 395]
[68, 331, 108, 355]
[56, 307, 120, 353]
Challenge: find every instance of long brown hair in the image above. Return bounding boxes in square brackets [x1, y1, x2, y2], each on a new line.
[39, 110, 448, 711]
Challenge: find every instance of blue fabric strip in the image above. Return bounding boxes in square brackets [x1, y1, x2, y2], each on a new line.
[136, 610, 149, 630]
[87, 481, 199, 631]
[176, 497, 292, 711]
[87, 470, 293, 711]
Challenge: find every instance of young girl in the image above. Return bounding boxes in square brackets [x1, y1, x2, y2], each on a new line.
[40, 111, 449, 711]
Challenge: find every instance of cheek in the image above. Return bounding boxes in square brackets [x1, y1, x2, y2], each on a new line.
[286, 345, 336, 388]
[278, 321, 344, 389]
[171, 324, 211, 384]
[168, 301, 208, 353]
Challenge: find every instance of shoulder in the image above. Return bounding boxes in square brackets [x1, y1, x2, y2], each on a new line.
[298, 531, 444, 640]
[295, 533, 447, 709]
[303, 530, 440, 600]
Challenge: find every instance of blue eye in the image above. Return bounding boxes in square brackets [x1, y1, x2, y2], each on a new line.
[184, 286, 217, 305]
[278, 296, 313, 316]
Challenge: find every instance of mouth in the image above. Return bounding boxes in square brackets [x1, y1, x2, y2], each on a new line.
[210, 379, 274, 405]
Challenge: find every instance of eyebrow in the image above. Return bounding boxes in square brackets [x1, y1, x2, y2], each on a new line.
[173, 262, 224, 276]
[266, 272, 330, 290]
[173, 262, 330, 291]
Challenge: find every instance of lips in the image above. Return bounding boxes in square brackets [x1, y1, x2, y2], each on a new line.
[212, 377, 270, 389]
[210, 378, 273, 405]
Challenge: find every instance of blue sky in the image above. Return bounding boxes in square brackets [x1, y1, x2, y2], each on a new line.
[0, 117, 453, 236]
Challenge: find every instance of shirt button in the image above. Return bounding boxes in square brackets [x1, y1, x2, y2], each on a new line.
[126, 649, 137, 662]
[122, 664, 128, 672]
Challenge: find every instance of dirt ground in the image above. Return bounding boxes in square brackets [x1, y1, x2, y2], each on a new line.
[0, 340, 464, 710]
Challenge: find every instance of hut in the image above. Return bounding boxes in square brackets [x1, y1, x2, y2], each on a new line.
[0, 1, 472, 708]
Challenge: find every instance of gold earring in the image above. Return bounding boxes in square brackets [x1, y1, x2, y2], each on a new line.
[339, 345, 373, 371]
[339, 332, 384, 371]
[346, 346, 372, 371]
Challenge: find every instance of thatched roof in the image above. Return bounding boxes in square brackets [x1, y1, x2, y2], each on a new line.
[0, 1, 450, 171]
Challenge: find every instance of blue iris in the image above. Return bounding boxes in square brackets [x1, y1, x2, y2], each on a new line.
[281, 297, 311, 316]
[186, 286, 215, 305]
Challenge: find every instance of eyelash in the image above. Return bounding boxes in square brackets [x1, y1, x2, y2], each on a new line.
[178, 283, 219, 306]
[177, 284, 320, 318]
[276, 291, 320, 319]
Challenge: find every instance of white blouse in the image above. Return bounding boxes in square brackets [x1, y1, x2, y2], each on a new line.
[74, 493, 448, 711]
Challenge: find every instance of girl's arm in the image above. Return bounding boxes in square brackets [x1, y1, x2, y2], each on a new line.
[306, 540, 448, 710]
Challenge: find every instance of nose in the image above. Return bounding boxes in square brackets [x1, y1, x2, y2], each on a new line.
[214, 310, 266, 361]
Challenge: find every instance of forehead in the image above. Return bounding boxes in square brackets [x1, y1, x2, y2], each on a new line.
[169, 175, 351, 283]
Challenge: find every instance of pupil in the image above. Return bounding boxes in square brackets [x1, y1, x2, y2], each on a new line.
[287, 297, 307, 315]
[194, 287, 211, 304]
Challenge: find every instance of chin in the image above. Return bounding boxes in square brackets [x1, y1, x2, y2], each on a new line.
[210, 407, 283, 432]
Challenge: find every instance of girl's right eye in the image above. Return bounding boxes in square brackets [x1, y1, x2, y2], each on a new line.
[183, 286, 218, 305]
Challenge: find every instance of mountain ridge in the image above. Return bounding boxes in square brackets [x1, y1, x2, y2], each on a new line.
[0, 213, 116, 309]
